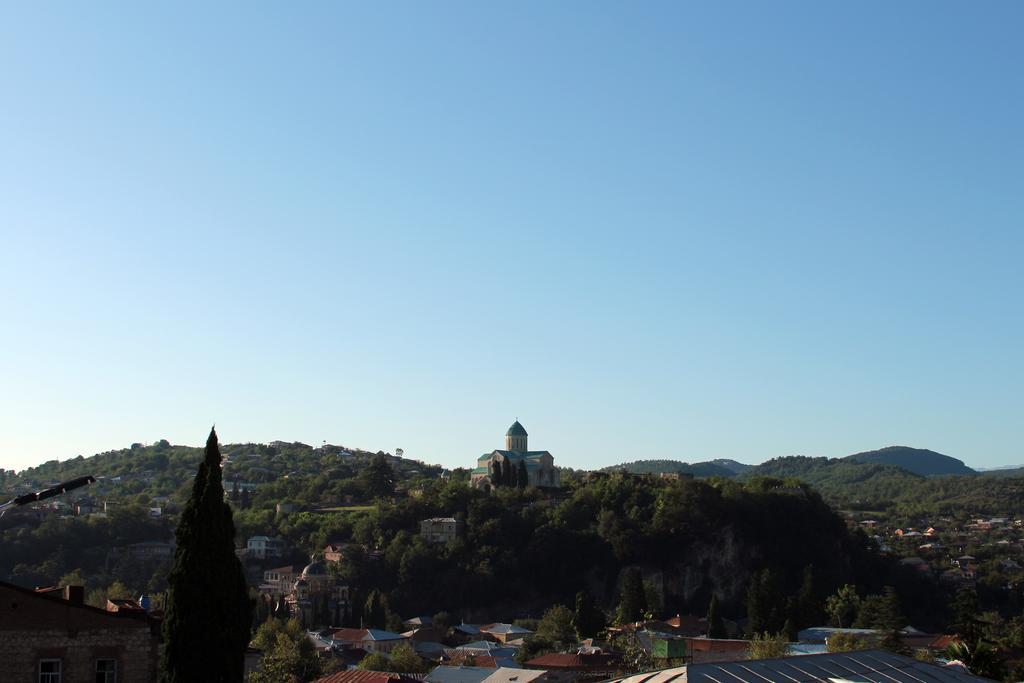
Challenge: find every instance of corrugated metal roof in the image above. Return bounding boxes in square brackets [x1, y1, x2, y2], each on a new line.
[425, 666, 500, 683]
[481, 668, 548, 683]
[606, 650, 988, 683]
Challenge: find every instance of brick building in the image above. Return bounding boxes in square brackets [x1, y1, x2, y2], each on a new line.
[0, 580, 160, 683]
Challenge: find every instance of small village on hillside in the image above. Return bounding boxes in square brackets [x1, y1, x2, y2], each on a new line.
[3, 422, 1024, 681]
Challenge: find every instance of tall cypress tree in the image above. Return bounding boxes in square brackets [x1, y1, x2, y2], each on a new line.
[573, 590, 606, 639]
[706, 594, 727, 638]
[517, 459, 529, 489]
[616, 567, 647, 624]
[501, 458, 513, 487]
[161, 428, 253, 683]
[491, 459, 502, 487]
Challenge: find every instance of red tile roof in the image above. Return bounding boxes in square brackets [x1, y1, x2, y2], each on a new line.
[683, 638, 750, 653]
[524, 653, 620, 670]
[330, 628, 369, 642]
[313, 671, 423, 683]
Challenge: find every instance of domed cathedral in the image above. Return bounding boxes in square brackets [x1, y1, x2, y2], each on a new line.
[285, 556, 350, 627]
[506, 419, 528, 451]
[472, 420, 560, 489]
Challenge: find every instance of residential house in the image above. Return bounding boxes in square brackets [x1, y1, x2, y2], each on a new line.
[0, 581, 160, 683]
[479, 623, 532, 643]
[106, 540, 175, 568]
[420, 518, 465, 545]
[329, 628, 408, 654]
[327, 540, 364, 565]
[262, 565, 303, 594]
[247, 535, 286, 560]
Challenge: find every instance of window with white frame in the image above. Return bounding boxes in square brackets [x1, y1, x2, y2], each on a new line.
[38, 659, 61, 683]
[96, 659, 117, 683]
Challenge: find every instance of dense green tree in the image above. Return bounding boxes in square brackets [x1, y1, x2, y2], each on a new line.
[388, 643, 430, 673]
[616, 567, 647, 624]
[358, 652, 392, 672]
[536, 604, 577, 647]
[58, 568, 87, 589]
[250, 618, 321, 682]
[826, 584, 861, 629]
[827, 632, 870, 653]
[573, 590, 606, 639]
[360, 453, 395, 499]
[945, 641, 1005, 680]
[491, 459, 502, 487]
[249, 633, 303, 683]
[160, 428, 253, 683]
[749, 631, 789, 659]
[706, 594, 727, 638]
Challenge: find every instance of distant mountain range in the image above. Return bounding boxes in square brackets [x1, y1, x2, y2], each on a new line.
[843, 446, 975, 476]
[602, 458, 752, 478]
[609, 445, 977, 479]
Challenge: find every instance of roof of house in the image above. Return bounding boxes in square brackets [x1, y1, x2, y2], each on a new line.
[0, 581, 156, 633]
[523, 653, 620, 669]
[458, 641, 513, 652]
[481, 623, 532, 636]
[425, 666, 498, 683]
[605, 649, 987, 683]
[403, 626, 449, 642]
[313, 670, 424, 683]
[330, 628, 407, 642]
[444, 654, 521, 669]
[680, 638, 750, 653]
[797, 626, 880, 643]
[480, 668, 548, 683]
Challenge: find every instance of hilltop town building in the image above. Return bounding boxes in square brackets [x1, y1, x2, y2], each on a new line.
[420, 517, 465, 544]
[471, 421, 559, 488]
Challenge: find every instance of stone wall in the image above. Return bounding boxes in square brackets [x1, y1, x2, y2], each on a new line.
[0, 626, 158, 682]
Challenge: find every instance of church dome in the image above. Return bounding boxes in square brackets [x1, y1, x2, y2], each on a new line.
[506, 421, 528, 437]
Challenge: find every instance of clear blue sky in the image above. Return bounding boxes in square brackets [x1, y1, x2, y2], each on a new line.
[1, 2, 1021, 472]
